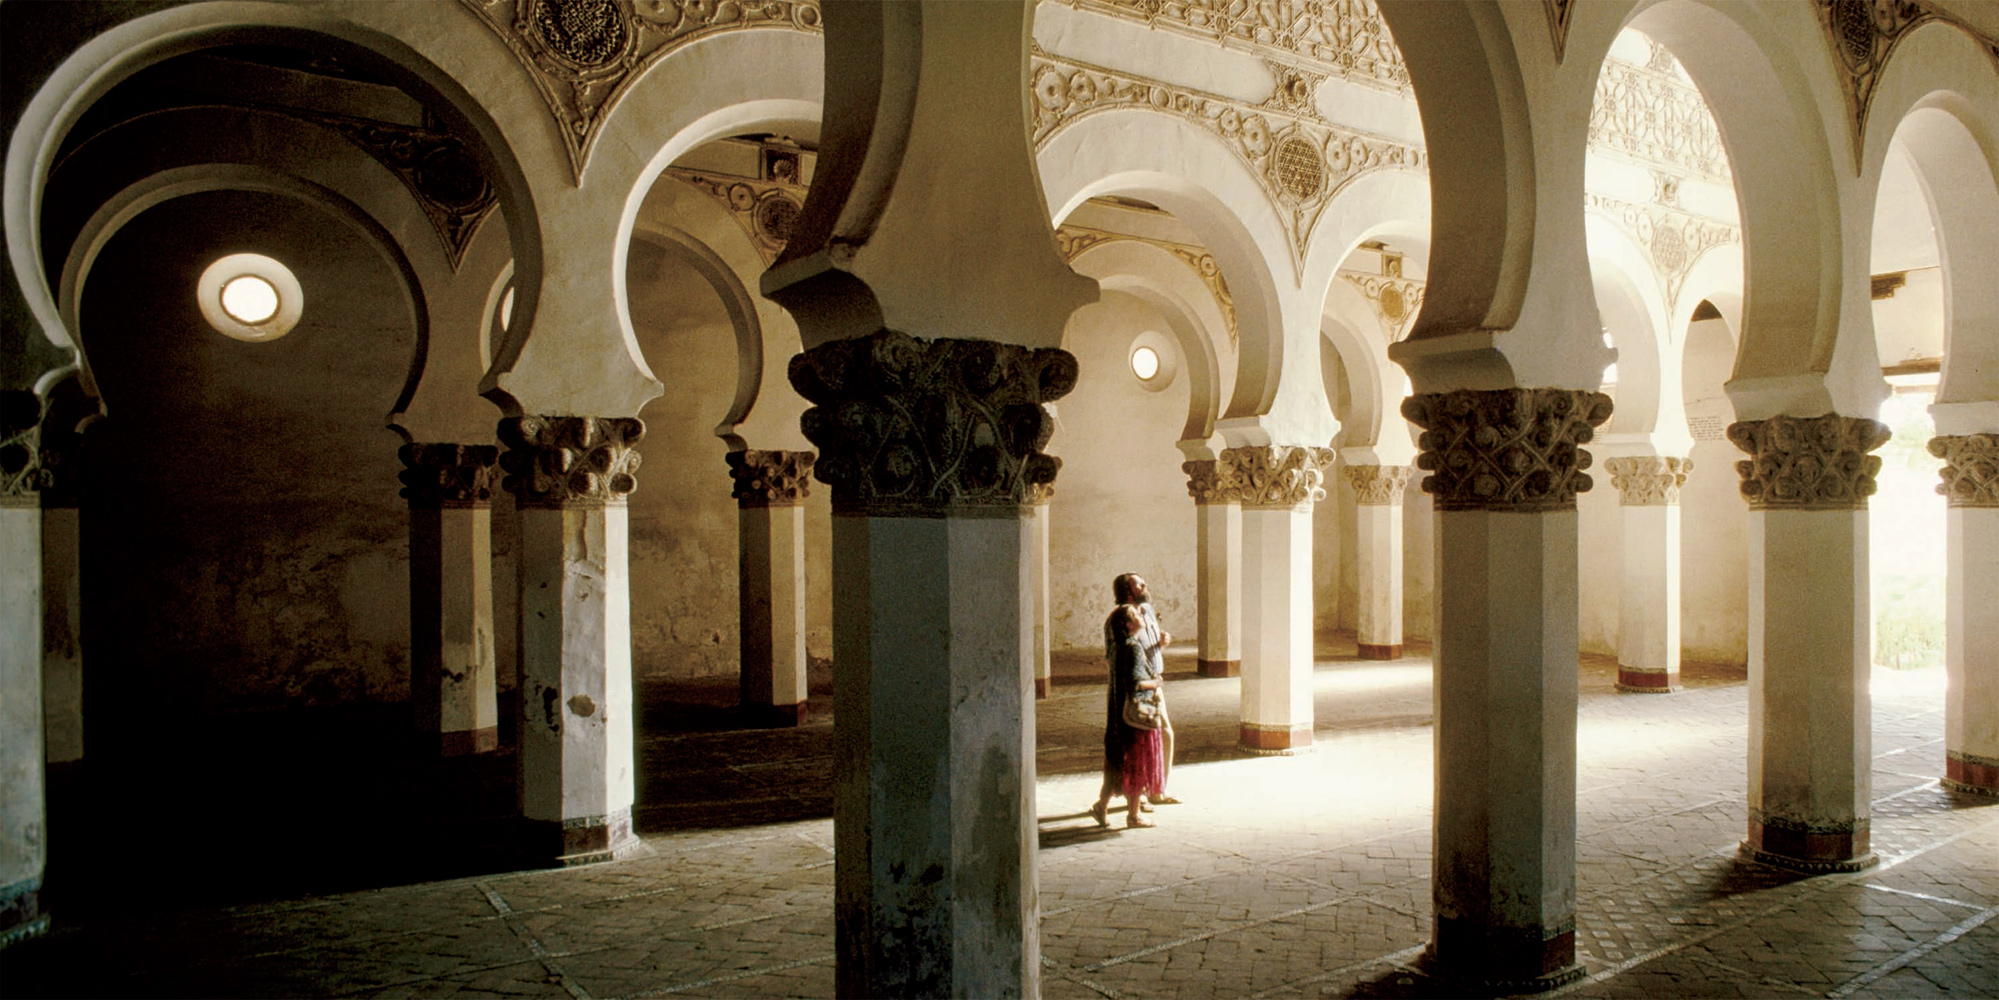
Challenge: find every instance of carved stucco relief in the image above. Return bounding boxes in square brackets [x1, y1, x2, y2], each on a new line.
[1589, 52, 1730, 185]
[0, 390, 50, 508]
[726, 449, 815, 507]
[1336, 270, 1424, 340]
[1057, 0, 1410, 94]
[1816, 0, 1999, 170]
[1544, 0, 1577, 63]
[399, 443, 502, 509]
[1055, 224, 1239, 347]
[1726, 414, 1889, 510]
[498, 415, 645, 507]
[460, 0, 822, 181]
[1031, 52, 1424, 266]
[1343, 463, 1412, 506]
[1221, 444, 1335, 509]
[789, 330, 1078, 514]
[1604, 455, 1692, 506]
[665, 163, 806, 267]
[1402, 388, 1614, 512]
[1929, 434, 1999, 508]
[304, 112, 499, 271]
[1585, 192, 1739, 309]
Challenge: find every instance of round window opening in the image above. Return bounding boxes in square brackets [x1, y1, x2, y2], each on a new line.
[197, 253, 303, 342]
[1131, 345, 1161, 381]
[220, 275, 280, 324]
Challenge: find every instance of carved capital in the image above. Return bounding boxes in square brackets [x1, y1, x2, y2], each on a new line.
[1929, 434, 1999, 508]
[1726, 414, 1889, 510]
[1401, 388, 1614, 512]
[789, 330, 1078, 516]
[1342, 464, 1413, 506]
[1221, 445, 1334, 510]
[1604, 456, 1692, 506]
[497, 416, 644, 509]
[727, 449, 815, 508]
[399, 443, 501, 509]
[1183, 459, 1234, 505]
[0, 390, 50, 508]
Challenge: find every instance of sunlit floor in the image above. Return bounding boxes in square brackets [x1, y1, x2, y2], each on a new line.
[9, 637, 1997, 998]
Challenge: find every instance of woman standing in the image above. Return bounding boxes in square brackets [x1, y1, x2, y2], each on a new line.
[1092, 603, 1166, 829]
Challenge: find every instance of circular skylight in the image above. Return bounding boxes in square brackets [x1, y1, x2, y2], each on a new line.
[197, 253, 302, 342]
[220, 275, 280, 324]
[1131, 345, 1161, 381]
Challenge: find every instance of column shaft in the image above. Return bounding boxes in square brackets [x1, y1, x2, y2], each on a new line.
[501, 416, 644, 865]
[1, 503, 49, 946]
[1730, 415, 1886, 870]
[1031, 501, 1052, 699]
[739, 504, 808, 723]
[1616, 504, 1681, 690]
[1354, 503, 1404, 658]
[1240, 504, 1315, 752]
[1196, 503, 1241, 676]
[402, 444, 500, 755]
[41, 507, 82, 763]
[1932, 434, 1999, 795]
[1403, 387, 1611, 988]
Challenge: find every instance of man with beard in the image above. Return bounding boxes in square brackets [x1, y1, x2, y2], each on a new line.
[1106, 572, 1180, 805]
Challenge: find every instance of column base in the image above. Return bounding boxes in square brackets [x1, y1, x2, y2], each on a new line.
[1357, 642, 1402, 661]
[1034, 677, 1049, 699]
[524, 808, 645, 867]
[1615, 667, 1679, 693]
[1238, 724, 1312, 755]
[1744, 819, 1876, 873]
[436, 726, 500, 756]
[1427, 918, 1582, 989]
[0, 881, 47, 949]
[1197, 658, 1240, 677]
[1946, 751, 1999, 796]
[744, 702, 807, 728]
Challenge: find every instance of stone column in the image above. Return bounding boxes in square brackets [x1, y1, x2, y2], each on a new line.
[1184, 460, 1242, 678]
[1402, 387, 1612, 990]
[1603, 456, 1691, 692]
[498, 416, 644, 865]
[1343, 465, 1413, 660]
[727, 450, 815, 726]
[792, 330, 1074, 999]
[0, 391, 51, 946]
[1728, 414, 1888, 871]
[38, 428, 81, 765]
[1230, 445, 1333, 754]
[1930, 434, 1999, 796]
[1030, 489, 1052, 699]
[400, 443, 501, 756]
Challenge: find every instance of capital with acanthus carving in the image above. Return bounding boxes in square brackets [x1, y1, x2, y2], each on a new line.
[1221, 445, 1334, 509]
[1604, 456, 1691, 506]
[789, 329, 1077, 516]
[1401, 388, 1614, 512]
[0, 390, 50, 508]
[727, 449, 815, 508]
[1929, 434, 1999, 508]
[1343, 464, 1413, 506]
[399, 443, 501, 509]
[1183, 458, 1238, 505]
[497, 416, 644, 509]
[1726, 414, 1888, 510]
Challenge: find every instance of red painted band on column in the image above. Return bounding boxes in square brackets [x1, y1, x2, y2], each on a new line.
[1747, 820, 1868, 863]
[1946, 753, 1999, 793]
[1034, 677, 1049, 699]
[1358, 643, 1402, 660]
[438, 726, 499, 756]
[1197, 659, 1240, 677]
[1615, 668, 1676, 691]
[1238, 725, 1311, 751]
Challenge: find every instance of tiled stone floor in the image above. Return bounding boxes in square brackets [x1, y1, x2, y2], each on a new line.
[9, 637, 1996, 998]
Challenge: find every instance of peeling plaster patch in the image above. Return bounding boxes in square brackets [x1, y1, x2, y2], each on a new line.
[542, 686, 562, 732]
[567, 693, 597, 717]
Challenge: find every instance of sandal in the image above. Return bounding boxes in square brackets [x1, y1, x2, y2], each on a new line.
[1151, 795, 1183, 806]
[1126, 816, 1156, 829]
[1090, 801, 1109, 828]
[1139, 800, 1154, 813]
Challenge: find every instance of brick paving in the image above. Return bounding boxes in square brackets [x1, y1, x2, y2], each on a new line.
[8, 636, 1996, 998]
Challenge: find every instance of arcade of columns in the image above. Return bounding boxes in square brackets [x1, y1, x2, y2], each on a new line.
[5, 0, 1999, 995]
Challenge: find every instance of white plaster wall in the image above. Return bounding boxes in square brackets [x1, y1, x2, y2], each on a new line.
[1048, 291, 1198, 650]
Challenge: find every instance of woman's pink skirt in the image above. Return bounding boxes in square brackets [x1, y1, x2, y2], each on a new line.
[1121, 729, 1165, 799]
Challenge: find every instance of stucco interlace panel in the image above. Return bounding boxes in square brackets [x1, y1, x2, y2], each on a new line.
[1055, 0, 1409, 93]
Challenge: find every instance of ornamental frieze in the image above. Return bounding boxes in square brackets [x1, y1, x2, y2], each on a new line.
[1929, 434, 1999, 508]
[460, 0, 822, 181]
[726, 449, 815, 507]
[1221, 445, 1334, 509]
[1059, 0, 1410, 94]
[1056, 224, 1239, 347]
[497, 416, 645, 508]
[1584, 192, 1739, 309]
[666, 166, 806, 267]
[1401, 388, 1614, 512]
[1343, 464, 1412, 506]
[1031, 53, 1424, 265]
[1588, 51, 1730, 184]
[788, 330, 1079, 514]
[1815, 0, 1999, 169]
[1336, 269, 1424, 340]
[1725, 414, 1889, 510]
[398, 443, 501, 509]
[1604, 455, 1691, 506]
